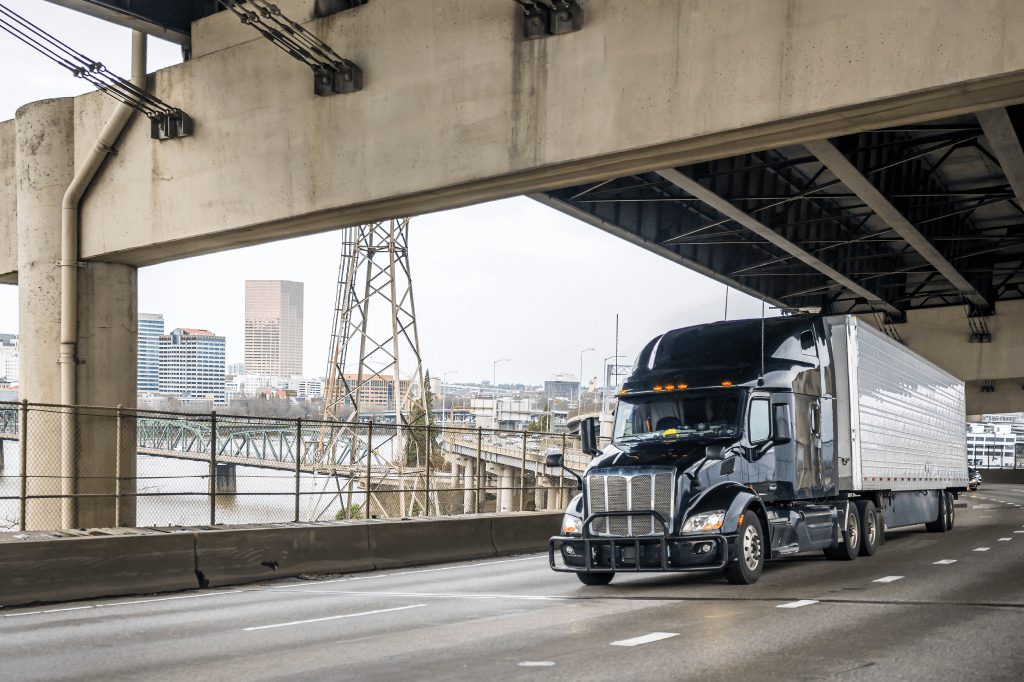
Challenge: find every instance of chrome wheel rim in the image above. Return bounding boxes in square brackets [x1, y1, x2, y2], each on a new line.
[864, 511, 876, 546]
[848, 514, 859, 548]
[742, 524, 762, 571]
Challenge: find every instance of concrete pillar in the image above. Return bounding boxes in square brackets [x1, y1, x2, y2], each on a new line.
[16, 98, 139, 529]
[76, 262, 138, 527]
[462, 458, 476, 514]
[498, 465, 513, 514]
[16, 98, 73, 530]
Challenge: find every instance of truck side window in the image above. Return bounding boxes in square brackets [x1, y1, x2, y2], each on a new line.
[801, 330, 816, 356]
[748, 398, 770, 443]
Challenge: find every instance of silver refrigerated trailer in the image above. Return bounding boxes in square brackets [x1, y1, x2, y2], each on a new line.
[548, 314, 968, 585]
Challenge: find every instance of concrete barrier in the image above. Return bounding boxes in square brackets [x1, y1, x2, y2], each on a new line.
[194, 523, 374, 588]
[976, 470, 1024, 485]
[368, 516, 495, 570]
[0, 533, 197, 608]
[491, 511, 563, 555]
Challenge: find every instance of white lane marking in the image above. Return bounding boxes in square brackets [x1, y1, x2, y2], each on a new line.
[272, 589, 572, 601]
[974, 547, 991, 552]
[518, 662, 555, 667]
[1014, 531, 1024, 534]
[934, 560, 957, 565]
[244, 604, 425, 631]
[777, 600, 818, 609]
[270, 555, 544, 590]
[611, 632, 679, 647]
[873, 576, 904, 583]
[980, 516, 991, 518]
[2, 590, 248, 620]
[42, 606, 94, 613]
[998, 538, 1012, 541]
[2, 612, 42, 618]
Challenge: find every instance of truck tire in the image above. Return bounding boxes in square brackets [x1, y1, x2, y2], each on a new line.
[855, 500, 879, 557]
[577, 572, 614, 586]
[723, 515, 765, 585]
[925, 492, 949, 533]
[823, 507, 861, 561]
[945, 492, 955, 530]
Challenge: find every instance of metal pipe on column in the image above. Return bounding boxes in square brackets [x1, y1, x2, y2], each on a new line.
[19, 399, 27, 531]
[209, 410, 217, 526]
[520, 431, 527, 512]
[365, 421, 374, 518]
[59, 31, 149, 529]
[115, 405, 123, 528]
[294, 417, 302, 522]
[475, 427, 482, 514]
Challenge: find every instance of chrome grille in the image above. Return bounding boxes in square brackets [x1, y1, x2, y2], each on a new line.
[585, 468, 675, 536]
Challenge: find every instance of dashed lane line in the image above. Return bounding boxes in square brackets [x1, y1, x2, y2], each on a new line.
[777, 600, 818, 609]
[269, 555, 545, 590]
[243, 604, 426, 631]
[998, 538, 1012, 541]
[975, 547, 991, 552]
[873, 576, 904, 583]
[611, 632, 679, 647]
[934, 560, 957, 565]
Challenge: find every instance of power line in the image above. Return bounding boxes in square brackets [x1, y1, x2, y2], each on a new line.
[0, 2, 191, 139]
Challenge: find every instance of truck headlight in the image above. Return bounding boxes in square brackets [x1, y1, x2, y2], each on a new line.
[682, 510, 726, 533]
[561, 512, 584, 534]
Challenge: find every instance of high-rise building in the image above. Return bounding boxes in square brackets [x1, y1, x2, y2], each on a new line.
[245, 281, 303, 376]
[544, 373, 579, 402]
[0, 333, 18, 383]
[226, 362, 246, 376]
[341, 374, 410, 409]
[138, 313, 164, 392]
[158, 328, 226, 403]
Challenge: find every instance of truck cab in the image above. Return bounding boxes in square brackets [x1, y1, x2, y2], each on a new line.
[548, 315, 967, 585]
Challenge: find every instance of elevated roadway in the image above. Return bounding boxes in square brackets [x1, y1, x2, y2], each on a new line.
[1, 484, 1022, 681]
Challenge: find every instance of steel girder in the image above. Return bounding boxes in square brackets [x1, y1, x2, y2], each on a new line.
[541, 107, 1024, 317]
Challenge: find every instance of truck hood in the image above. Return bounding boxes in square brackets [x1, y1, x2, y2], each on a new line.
[586, 439, 737, 475]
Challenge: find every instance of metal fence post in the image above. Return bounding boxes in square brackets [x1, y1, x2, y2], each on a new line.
[209, 410, 217, 526]
[365, 420, 374, 518]
[520, 431, 527, 512]
[475, 426, 482, 514]
[559, 433, 566, 508]
[294, 417, 302, 522]
[425, 424, 432, 516]
[115, 405, 123, 528]
[19, 399, 28, 531]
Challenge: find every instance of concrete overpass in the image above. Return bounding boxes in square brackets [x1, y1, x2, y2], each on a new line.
[5, 0, 1024, 526]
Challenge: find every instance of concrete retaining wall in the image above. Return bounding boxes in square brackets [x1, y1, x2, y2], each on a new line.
[975, 470, 1024, 485]
[0, 512, 562, 608]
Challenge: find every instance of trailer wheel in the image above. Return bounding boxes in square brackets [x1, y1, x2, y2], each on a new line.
[855, 500, 879, 557]
[945, 492, 955, 530]
[823, 507, 861, 561]
[925, 492, 949, 533]
[577, 572, 614, 586]
[724, 515, 764, 585]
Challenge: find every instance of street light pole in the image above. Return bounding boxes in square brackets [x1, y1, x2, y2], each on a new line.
[579, 348, 594, 403]
[602, 354, 624, 413]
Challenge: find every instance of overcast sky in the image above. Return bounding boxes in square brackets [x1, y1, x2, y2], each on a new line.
[0, 0, 774, 387]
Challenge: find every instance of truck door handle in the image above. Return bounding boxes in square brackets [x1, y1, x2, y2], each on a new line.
[769, 484, 778, 491]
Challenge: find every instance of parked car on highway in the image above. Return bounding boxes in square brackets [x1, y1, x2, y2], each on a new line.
[968, 467, 981, 490]
[548, 314, 969, 586]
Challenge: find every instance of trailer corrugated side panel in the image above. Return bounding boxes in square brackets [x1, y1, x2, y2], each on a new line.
[826, 316, 967, 492]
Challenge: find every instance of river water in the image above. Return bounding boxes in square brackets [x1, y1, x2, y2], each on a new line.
[0, 447, 361, 530]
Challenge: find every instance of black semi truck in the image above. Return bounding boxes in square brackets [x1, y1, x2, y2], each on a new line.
[548, 315, 968, 585]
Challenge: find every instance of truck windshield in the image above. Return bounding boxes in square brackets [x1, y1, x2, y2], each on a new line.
[613, 392, 743, 444]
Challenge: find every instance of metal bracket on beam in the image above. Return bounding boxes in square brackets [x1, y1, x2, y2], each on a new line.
[981, 380, 996, 393]
[515, 1, 583, 40]
[150, 110, 193, 140]
[965, 299, 993, 343]
[313, 63, 363, 97]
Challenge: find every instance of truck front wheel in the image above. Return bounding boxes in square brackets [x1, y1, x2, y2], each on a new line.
[577, 572, 614, 586]
[724, 515, 764, 585]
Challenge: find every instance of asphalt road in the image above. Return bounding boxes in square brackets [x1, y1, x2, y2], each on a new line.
[3, 484, 1024, 682]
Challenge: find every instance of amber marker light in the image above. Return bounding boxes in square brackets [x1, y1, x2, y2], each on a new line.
[677, 384, 687, 390]
[653, 386, 663, 391]
[665, 385, 675, 390]
[619, 390, 627, 395]
[721, 381, 732, 386]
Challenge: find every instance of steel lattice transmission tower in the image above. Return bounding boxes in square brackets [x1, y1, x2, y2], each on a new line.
[308, 218, 429, 520]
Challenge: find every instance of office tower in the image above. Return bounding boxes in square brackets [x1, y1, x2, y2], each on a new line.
[245, 281, 303, 376]
[158, 328, 227, 403]
[138, 313, 165, 392]
[0, 333, 18, 382]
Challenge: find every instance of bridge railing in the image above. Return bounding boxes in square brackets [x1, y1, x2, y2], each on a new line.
[0, 400, 606, 533]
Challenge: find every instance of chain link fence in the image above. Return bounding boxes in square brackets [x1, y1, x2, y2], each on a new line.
[0, 400, 598, 533]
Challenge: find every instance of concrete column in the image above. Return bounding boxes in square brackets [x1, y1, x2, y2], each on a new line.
[76, 262, 138, 527]
[462, 458, 475, 514]
[498, 465, 513, 514]
[16, 98, 74, 530]
[16, 98, 139, 529]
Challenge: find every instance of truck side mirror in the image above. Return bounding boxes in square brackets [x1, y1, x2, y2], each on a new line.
[545, 452, 564, 468]
[579, 417, 601, 457]
[773, 404, 792, 445]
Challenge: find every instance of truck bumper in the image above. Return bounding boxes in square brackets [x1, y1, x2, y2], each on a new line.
[549, 534, 730, 573]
